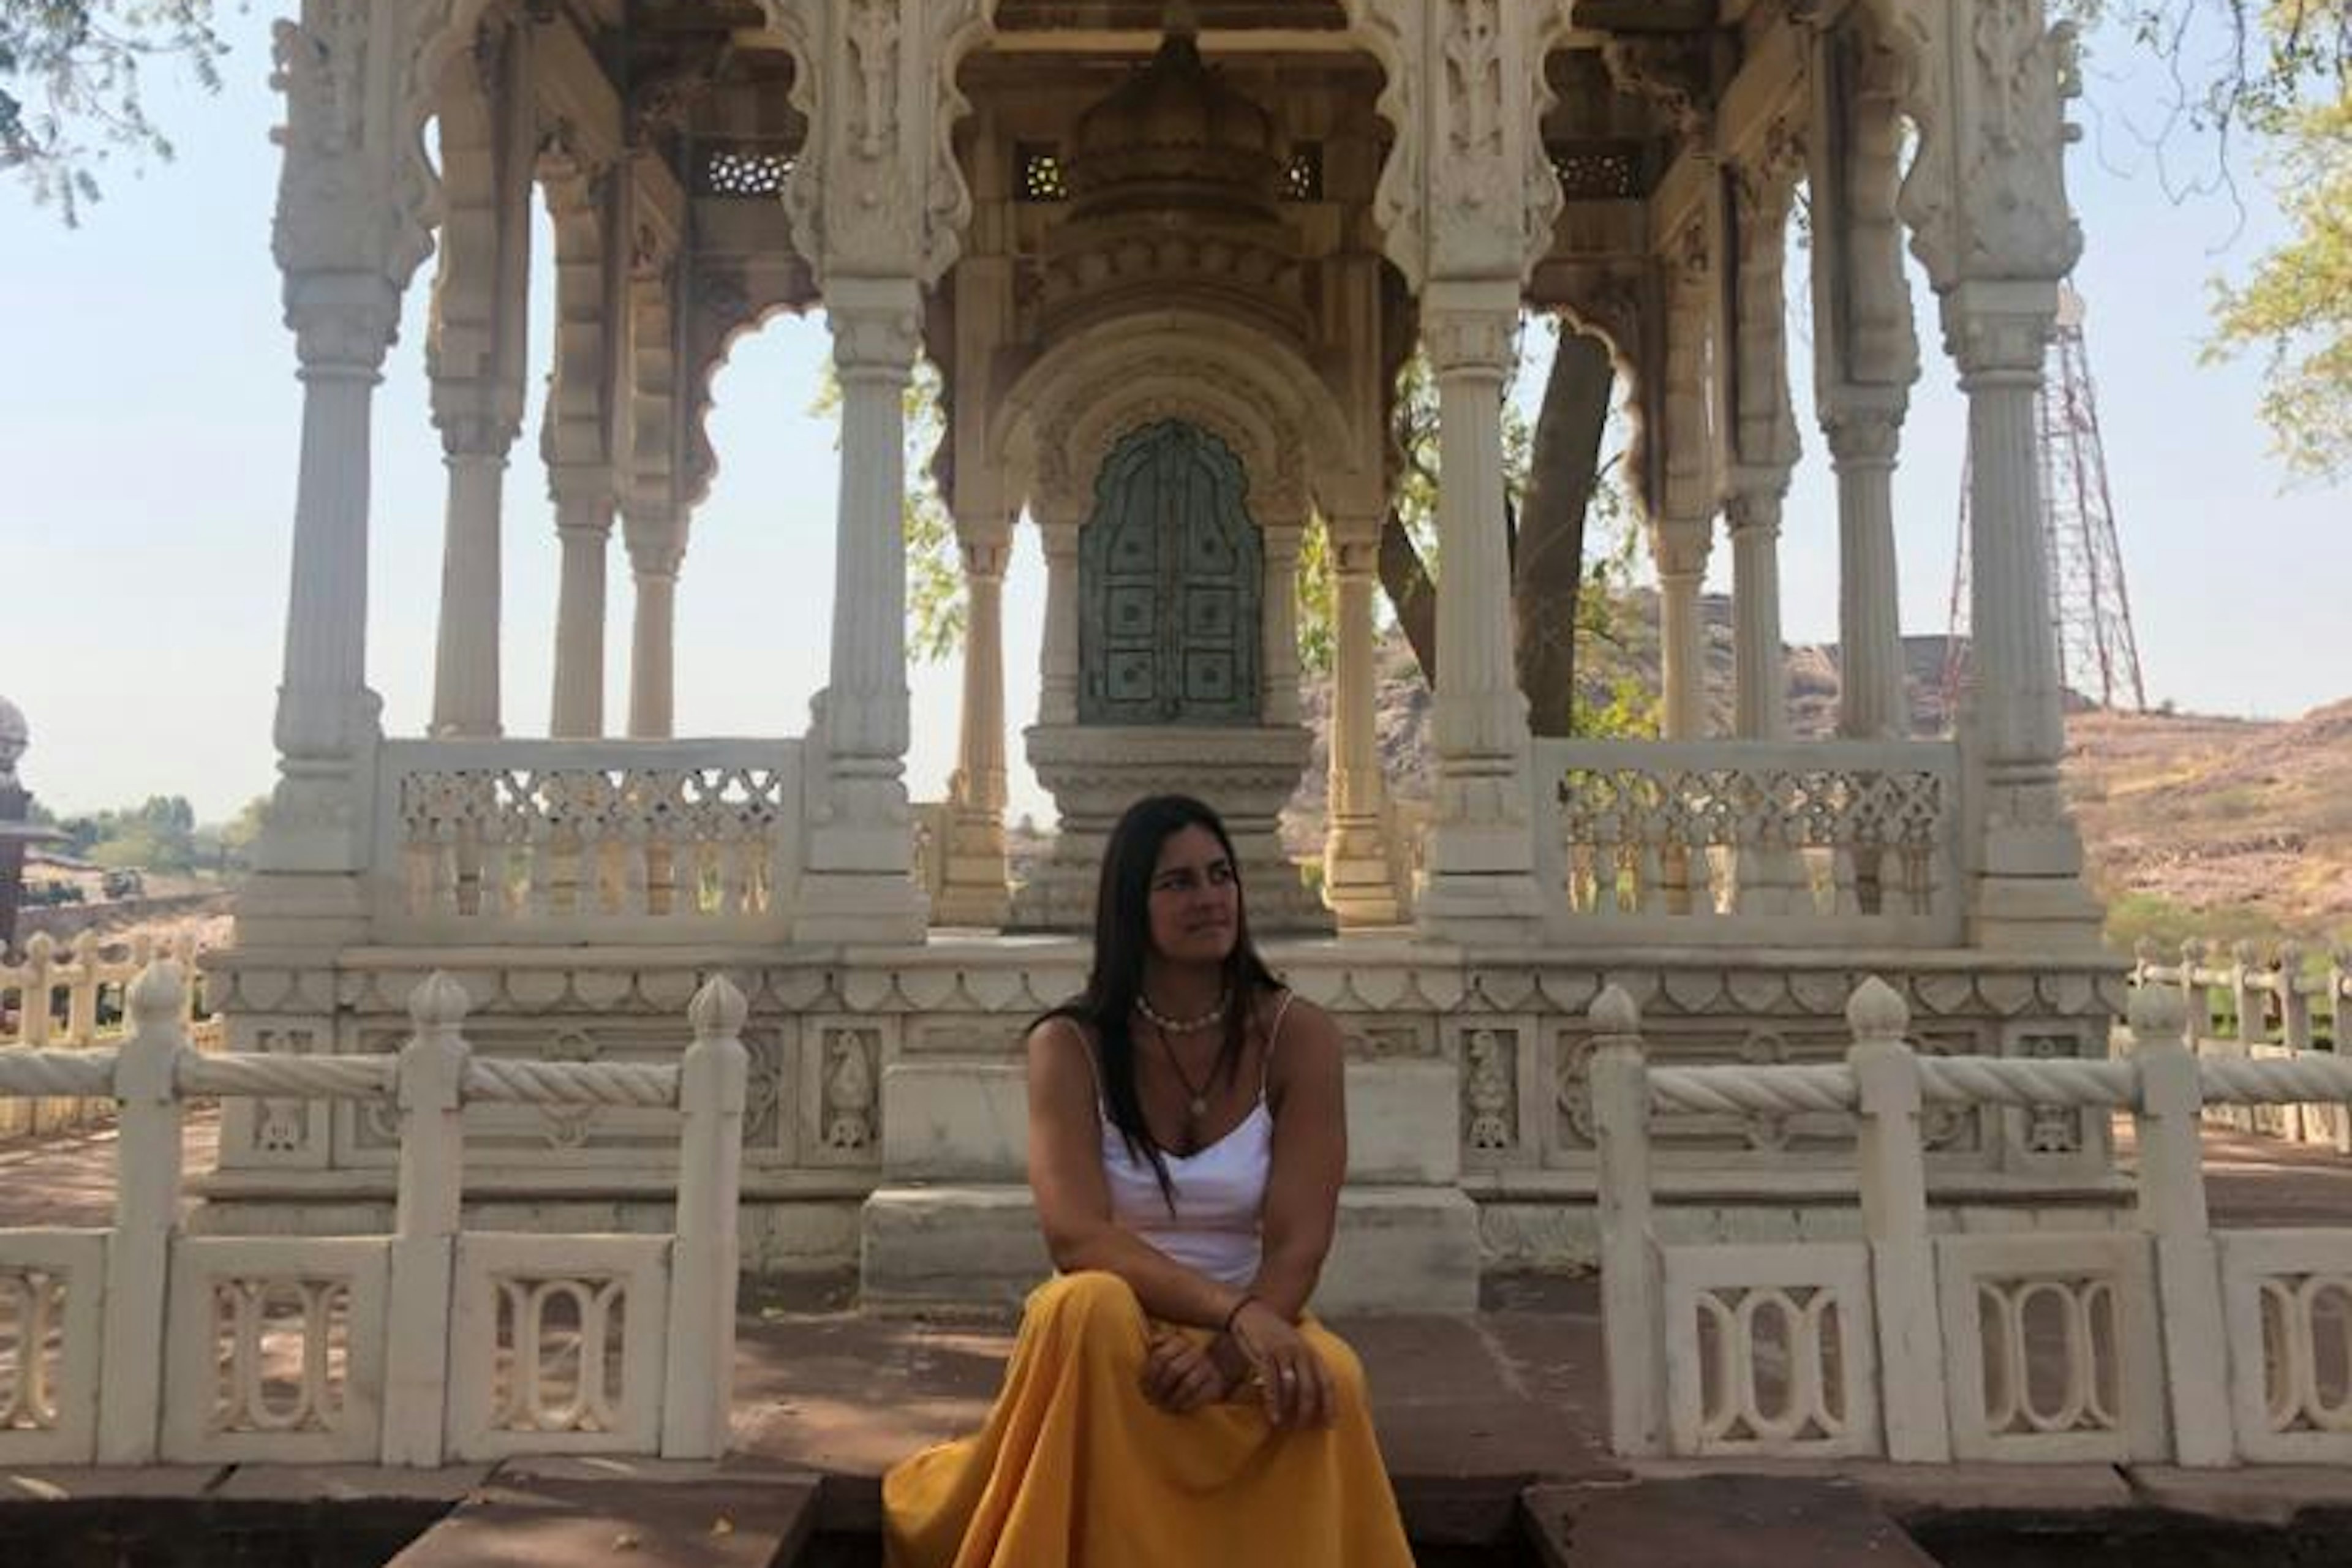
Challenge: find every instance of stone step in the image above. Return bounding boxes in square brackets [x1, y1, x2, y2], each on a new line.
[1519, 1476, 1939, 1568]
[383, 1461, 821, 1568]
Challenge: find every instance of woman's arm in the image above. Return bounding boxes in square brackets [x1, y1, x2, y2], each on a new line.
[1024, 1016, 1251, 1332]
[1244, 996, 1348, 1322]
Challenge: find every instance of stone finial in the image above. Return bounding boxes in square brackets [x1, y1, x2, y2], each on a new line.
[688, 973, 748, 1041]
[2280, 941, 2304, 973]
[1845, 974, 1910, 1041]
[1589, 984, 1641, 1036]
[0, 693, 24, 787]
[24, 930, 52, 963]
[2128, 982, 2187, 1042]
[2233, 938, 2258, 967]
[407, 971, 473, 1031]
[128, 959, 186, 1028]
[2133, 936, 2156, 965]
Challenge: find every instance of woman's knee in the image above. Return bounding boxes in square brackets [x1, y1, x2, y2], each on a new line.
[1025, 1270, 1145, 1349]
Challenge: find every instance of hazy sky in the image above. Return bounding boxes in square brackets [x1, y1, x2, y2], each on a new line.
[3, 13, 2345, 827]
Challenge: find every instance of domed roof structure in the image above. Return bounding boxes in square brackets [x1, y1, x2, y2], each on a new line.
[1067, 29, 1283, 224]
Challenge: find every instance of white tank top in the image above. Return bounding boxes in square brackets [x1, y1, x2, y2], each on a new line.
[1096, 991, 1293, 1289]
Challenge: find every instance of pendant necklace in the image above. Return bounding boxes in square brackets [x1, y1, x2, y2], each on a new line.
[1137, 989, 1231, 1118]
[1155, 1024, 1218, 1119]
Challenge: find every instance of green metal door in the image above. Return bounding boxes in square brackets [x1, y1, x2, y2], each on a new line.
[1079, 421, 1262, 725]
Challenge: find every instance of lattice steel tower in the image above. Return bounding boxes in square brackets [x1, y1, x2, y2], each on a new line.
[1943, 282, 2149, 716]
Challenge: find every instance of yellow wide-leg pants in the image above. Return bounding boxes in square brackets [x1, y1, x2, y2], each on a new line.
[883, 1271, 1417, 1568]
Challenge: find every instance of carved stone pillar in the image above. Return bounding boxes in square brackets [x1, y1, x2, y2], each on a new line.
[429, 414, 514, 737]
[1811, 25, 1919, 742]
[935, 528, 1013, 929]
[1653, 525, 1711, 741]
[1720, 151, 1803, 745]
[540, 148, 619, 741]
[798, 276, 925, 941]
[549, 477, 612, 739]
[425, 18, 532, 739]
[1655, 212, 1720, 743]
[1417, 280, 1542, 939]
[623, 524, 679, 740]
[1949, 282, 2101, 942]
[1826, 402, 1907, 739]
[1038, 512, 1081, 728]
[1726, 492, 1790, 743]
[243, 276, 402, 940]
[1261, 527, 1303, 728]
[1322, 526, 1402, 927]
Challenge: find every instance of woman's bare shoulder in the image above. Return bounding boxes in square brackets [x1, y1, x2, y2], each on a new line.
[1261, 990, 1343, 1076]
[1024, 1012, 1098, 1083]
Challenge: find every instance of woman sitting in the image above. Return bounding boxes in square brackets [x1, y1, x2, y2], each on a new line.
[883, 793, 1415, 1568]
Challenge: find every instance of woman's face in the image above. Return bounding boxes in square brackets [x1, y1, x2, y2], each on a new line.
[1144, 823, 1240, 967]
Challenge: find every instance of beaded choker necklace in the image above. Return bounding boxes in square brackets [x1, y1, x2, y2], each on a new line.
[1135, 987, 1230, 1037]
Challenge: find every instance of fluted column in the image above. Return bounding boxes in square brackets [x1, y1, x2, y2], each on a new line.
[624, 526, 679, 740]
[243, 275, 401, 941]
[1038, 517, 1080, 726]
[1654, 526, 1711, 740]
[797, 277, 925, 941]
[935, 529, 1012, 928]
[549, 475, 612, 737]
[430, 415, 514, 737]
[1726, 491, 1790, 742]
[1417, 281, 1543, 940]
[1810, 24, 1920, 743]
[1827, 404, 1907, 739]
[1261, 526, 1303, 727]
[1948, 282, 2101, 944]
[1322, 528, 1403, 927]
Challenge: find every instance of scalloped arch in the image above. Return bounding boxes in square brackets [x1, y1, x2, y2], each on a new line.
[992, 315, 1358, 529]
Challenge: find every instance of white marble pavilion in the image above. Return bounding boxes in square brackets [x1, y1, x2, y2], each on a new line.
[213, 0, 2126, 1308]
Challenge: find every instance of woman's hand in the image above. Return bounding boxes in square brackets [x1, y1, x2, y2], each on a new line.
[1142, 1329, 1237, 1415]
[1228, 1298, 1335, 1429]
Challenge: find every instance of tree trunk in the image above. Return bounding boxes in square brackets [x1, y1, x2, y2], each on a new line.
[1378, 512, 1439, 685]
[1514, 327, 1615, 736]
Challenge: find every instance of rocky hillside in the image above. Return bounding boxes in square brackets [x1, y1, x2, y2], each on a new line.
[1290, 597, 2352, 940]
[2064, 702, 2352, 938]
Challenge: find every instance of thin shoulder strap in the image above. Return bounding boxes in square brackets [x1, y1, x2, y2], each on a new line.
[1259, 988, 1298, 1099]
[1052, 1016, 1107, 1118]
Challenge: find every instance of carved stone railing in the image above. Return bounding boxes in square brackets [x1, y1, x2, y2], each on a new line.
[0, 960, 746, 1466]
[2131, 938, 2352, 1149]
[0, 927, 220, 1137]
[1598, 978, 2352, 1468]
[372, 739, 804, 943]
[1535, 739, 1962, 944]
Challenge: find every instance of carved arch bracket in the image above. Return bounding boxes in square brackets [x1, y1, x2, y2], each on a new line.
[758, 0, 993, 289]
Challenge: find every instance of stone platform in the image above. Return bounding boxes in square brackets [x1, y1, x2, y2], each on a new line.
[9, 1118, 2352, 1562]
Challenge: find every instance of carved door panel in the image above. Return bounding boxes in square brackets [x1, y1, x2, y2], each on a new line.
[1079, 421, 1261, 725]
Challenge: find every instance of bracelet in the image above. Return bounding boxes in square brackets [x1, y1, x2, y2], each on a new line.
[1219, 1294, 1259, 1336]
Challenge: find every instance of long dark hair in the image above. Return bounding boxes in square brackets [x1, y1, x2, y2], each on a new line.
[1043, 793, 1278, 1210]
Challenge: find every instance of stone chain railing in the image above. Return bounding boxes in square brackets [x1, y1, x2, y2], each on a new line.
[2132, 936, 2352, 1147]
[1598, 975, 2352, 1469]
[0, 926, 219, 1137]
[0, 960, 748, 1469]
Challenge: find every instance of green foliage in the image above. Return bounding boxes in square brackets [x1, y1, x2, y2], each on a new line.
[2, 0, 229, 225]
[2205, 91, 2352, 479]
[813, 355, 963, 665]
[53, 793, 199, 873]
[2103, 889, 2350, 963]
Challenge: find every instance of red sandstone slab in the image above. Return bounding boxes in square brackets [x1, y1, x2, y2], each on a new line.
[1521, 1475, 1940, 1568]
[382, 1472, 820, 1568]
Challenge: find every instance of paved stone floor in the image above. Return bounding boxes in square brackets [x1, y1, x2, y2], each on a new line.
[6, 1112, 2352, 1563]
